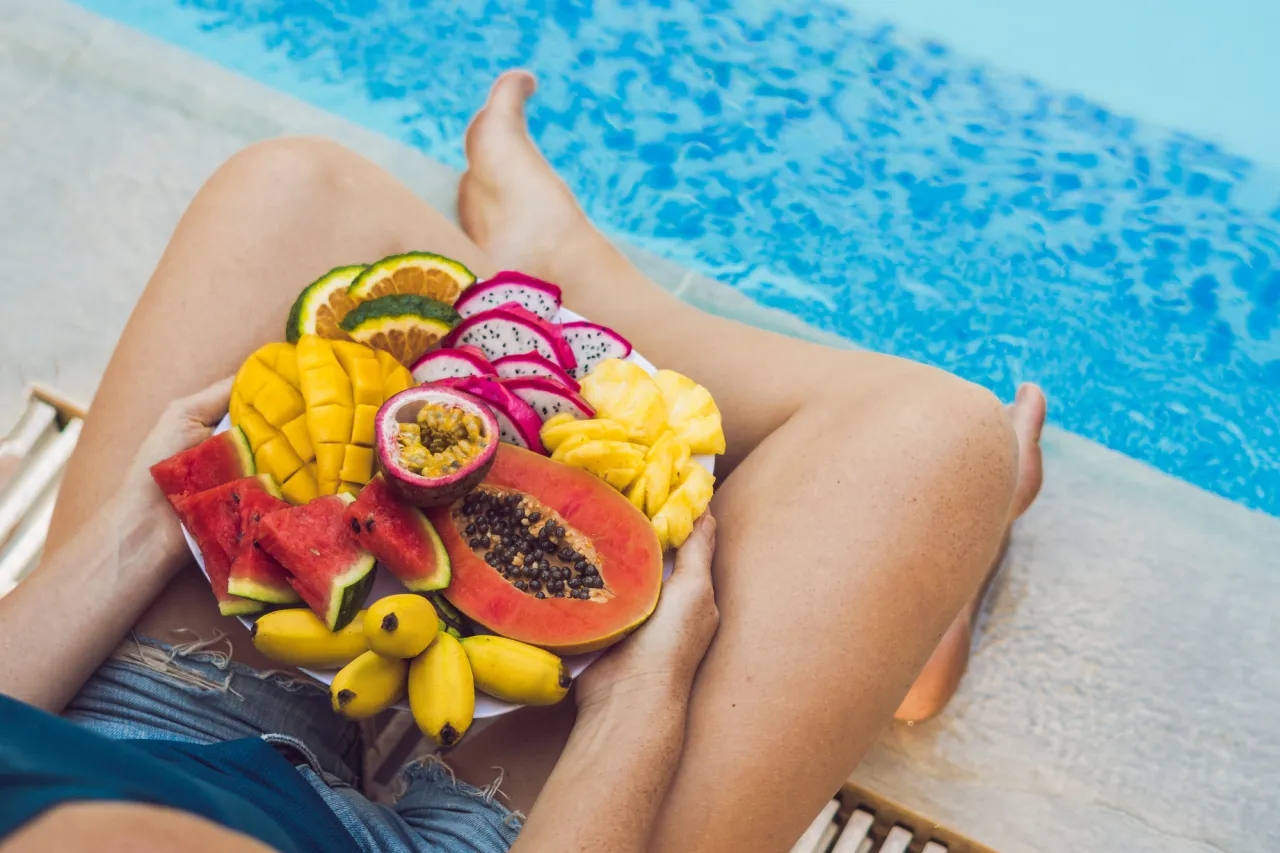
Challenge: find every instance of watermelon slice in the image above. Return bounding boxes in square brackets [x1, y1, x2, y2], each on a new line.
[344, 474, 450, 592]
[258, 493, 376, 630]
[173, 475, 278, 616]
[150, 427, 254, 509]
[227, 487, 299, 604]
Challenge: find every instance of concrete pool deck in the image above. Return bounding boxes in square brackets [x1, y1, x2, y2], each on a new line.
[3, 2, 1277, 850]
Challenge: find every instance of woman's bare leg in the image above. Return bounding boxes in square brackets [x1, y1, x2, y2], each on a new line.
[44, 71, 1039, 852]
[894, 383, 1045, 722]
[447, 73, 1030, 852]
[44, 138, 500, 671]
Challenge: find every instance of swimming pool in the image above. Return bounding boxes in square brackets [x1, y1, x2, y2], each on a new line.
[76, 0, 1280, 516]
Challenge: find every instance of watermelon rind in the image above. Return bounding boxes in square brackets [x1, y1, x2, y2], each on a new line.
[401, 515, 451, 592]
[324, 492, 378, 629]
[347, 474, 452, 592]
[327, 563, 377, 631]
[227, 426, 256, 479]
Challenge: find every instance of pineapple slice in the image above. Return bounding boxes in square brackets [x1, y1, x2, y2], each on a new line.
[541, 414, 629, 452]
[650, 460, 716, 550]
[653, 370, 725, 456]
[580, 359, 667, 445]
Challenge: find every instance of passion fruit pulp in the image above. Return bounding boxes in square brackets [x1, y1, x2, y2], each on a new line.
[375, 387, 499, 507]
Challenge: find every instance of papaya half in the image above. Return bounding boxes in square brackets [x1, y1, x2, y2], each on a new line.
[428, 444, 663, 655]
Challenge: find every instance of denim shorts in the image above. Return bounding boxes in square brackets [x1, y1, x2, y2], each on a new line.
[62, 635, 521, 853]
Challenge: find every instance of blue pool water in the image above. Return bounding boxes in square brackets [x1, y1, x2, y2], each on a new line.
[78, 0, 1280, 515]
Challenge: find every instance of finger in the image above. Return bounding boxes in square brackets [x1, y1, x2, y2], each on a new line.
[669, 512, 716, 588]
[179, 376, 235, 426]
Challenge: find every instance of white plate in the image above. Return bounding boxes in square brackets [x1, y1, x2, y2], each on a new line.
[185, 306, 713, 718]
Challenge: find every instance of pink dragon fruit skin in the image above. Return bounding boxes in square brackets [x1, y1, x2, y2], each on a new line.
[500, 376, 594, 422]
[441, 304, 574, 371]
[454, 271, 563, 321]
[409, 347, 497, 384]
[493, 302, 577, 369]
[491, 352, 581, 391]
[430, 375, 546, 454]
[560, 321, 633, 379]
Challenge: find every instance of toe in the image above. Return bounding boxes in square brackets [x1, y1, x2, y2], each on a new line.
[465, 71, 536, 163]
[487, 69, 536, 117]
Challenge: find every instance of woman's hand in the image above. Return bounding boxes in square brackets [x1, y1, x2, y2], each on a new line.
[576, 513, 719, 715]
[120, 377, 234, 504]
[115, 377, 234, 570]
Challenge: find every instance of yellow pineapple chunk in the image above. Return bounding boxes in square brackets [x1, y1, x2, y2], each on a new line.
[640, 431, 683, 517]
[579, 360, 667, 445]
[650, 461, 715, 550]
[562, 440, 646, 474]
[653, 369, 725, 456]
[541, 415, 628, 452]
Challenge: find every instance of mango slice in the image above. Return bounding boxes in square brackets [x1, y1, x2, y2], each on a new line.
[234, 337, 415, 503]
[297, 335, 385, 496]
[231, 342, 319, 504]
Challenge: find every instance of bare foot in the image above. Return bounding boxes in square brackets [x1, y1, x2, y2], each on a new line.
[459, 71, 600, 277]
[894, 383, 1046, 723]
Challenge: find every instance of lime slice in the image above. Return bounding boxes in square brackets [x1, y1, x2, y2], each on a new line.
[347, 252, 476, 308]
[286, 265, 364, 343]
[339, 294, 461, 365]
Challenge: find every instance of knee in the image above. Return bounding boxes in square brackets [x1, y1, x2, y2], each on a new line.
[898, 370, 1018, 511]
[211, 136, 366, 209]
[836, 362, 1019, 526]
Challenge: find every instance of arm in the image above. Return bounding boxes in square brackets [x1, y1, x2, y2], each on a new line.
[0, 380, 232, 713]
[512, 515, 719, 853]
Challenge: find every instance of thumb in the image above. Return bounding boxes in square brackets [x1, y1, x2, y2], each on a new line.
[667, 513, 716, 591]
[179, 376, 234, 426]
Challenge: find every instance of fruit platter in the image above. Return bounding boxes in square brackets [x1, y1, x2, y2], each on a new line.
[148, 254, 723, 745]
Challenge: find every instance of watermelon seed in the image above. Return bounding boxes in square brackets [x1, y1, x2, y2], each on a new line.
[381, 613, 399, 633]
[310, 548, 321, 556]
[350, 518, 361, 534]
[365, 519, 375, 532]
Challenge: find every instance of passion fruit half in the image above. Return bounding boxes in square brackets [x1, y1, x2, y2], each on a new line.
[375, 387, 499, 507]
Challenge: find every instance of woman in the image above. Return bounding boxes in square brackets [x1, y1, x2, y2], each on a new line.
[0, 72, 1045, 852]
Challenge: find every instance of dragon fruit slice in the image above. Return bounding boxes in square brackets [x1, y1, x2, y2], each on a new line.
[560, 321, 633, 379]
[432, 375, 545, 454]
[442, 304, 573, 370]
[410, 346, 497, 384]
[501, 376, 594, 423]
[454, 271, 563, 321]
[492, 352, 581, 391]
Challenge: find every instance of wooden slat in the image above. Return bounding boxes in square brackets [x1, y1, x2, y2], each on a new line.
[837, 780, 996, 853]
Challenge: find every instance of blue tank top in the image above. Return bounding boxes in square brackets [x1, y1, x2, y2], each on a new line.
[0, 694, 358, 852]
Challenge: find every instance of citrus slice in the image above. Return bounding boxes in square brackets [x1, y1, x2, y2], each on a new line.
[347, 252, 476, 307]
[286, 265, 364, 343]
[339, 294, 461, 366]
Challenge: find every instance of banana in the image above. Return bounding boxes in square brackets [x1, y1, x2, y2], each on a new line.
[364, 594, 438, 659]
[251, 608, 367, 668]
[461, 635, 571, 706]
[408, 632, 474, 746]
[330, 650, 408, 719]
